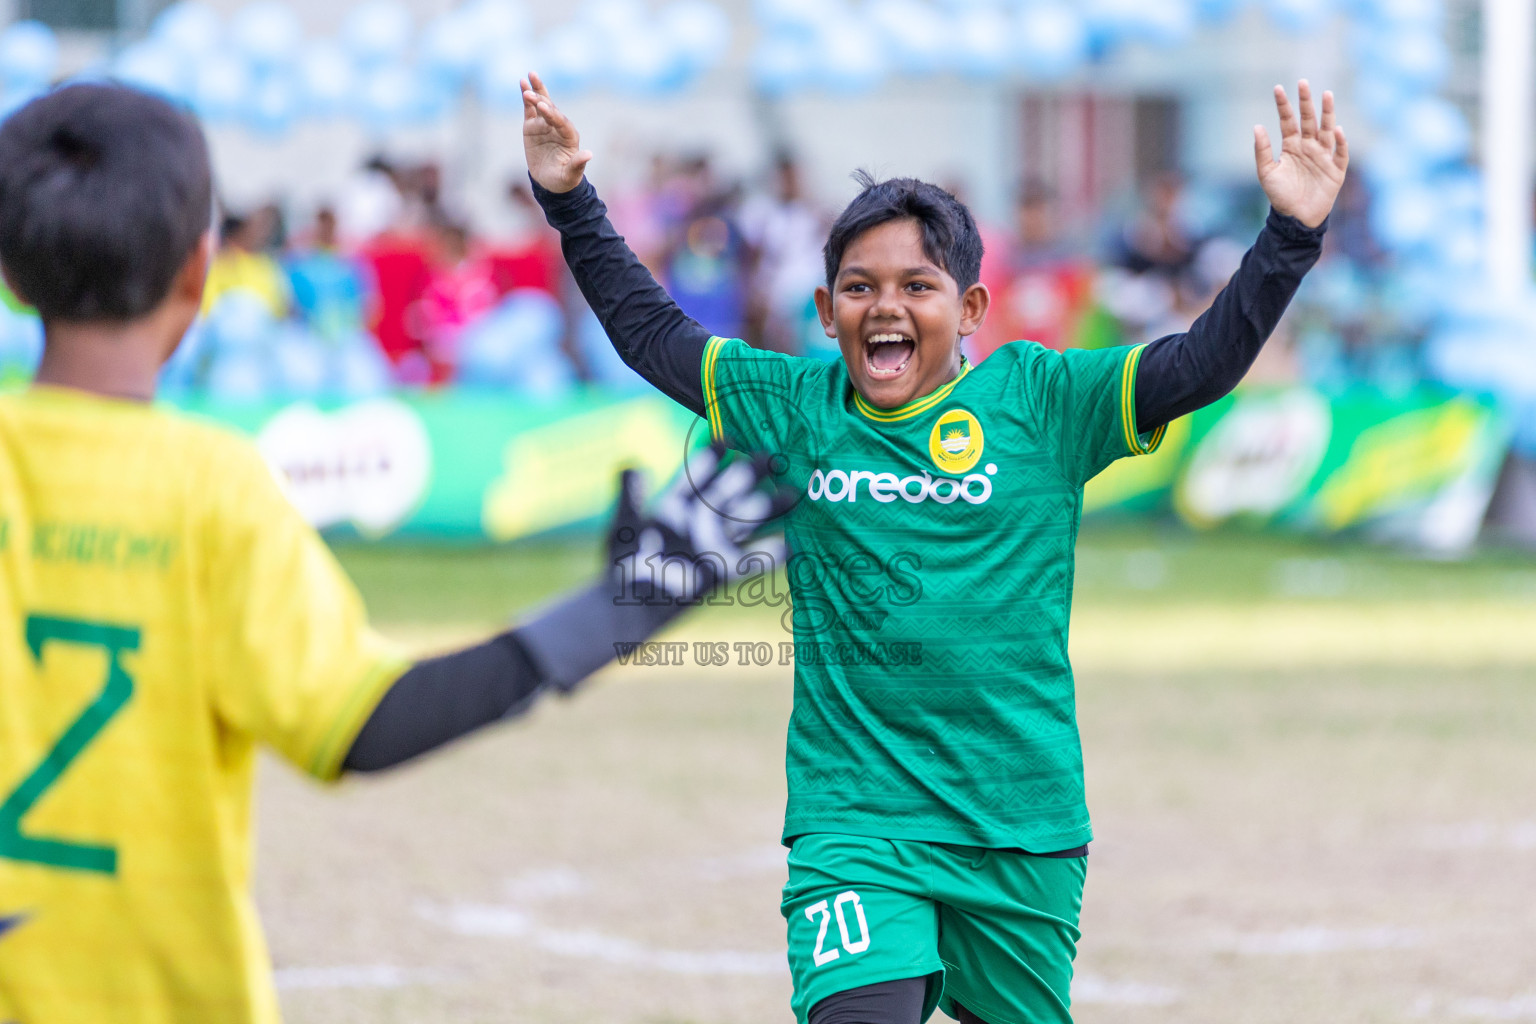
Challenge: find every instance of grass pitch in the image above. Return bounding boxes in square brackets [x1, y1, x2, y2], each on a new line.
[258, 526, 1536, 1023]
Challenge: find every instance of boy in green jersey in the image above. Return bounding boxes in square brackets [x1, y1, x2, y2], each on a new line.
[523, 74, 1348, 1023]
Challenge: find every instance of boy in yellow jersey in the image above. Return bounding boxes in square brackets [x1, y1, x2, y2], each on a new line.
[0, 84, 785, 1024]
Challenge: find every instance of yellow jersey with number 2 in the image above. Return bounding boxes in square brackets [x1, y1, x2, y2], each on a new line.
[0, 386, 408, 1024]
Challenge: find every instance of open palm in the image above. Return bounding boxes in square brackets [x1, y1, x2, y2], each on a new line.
[1255, 80, 1348, 228]
[522, 72, 591, 194]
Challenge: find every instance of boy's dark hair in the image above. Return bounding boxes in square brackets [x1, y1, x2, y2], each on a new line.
[823, 171, 984, 291]
[0, 83, 212, 321]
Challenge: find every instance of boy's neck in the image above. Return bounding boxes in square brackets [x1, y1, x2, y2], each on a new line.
[34, 320, 169, 403]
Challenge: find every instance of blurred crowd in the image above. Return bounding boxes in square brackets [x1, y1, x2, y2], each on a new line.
[0, 147, 1429, 403]
[969, 166, 1421, 400]
[164, 156, 577, 400]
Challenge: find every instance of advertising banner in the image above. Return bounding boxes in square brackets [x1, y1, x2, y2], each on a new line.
[182, 391, 698, 542]
[184, 384, 1507, 552]
[1085, 387, 1509, 553]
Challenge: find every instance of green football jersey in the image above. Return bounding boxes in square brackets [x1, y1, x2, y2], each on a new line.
[702, 336, 1165, 851]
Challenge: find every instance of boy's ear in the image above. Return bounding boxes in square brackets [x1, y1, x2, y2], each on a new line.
[814, 285, 836, 338]
[173, 230, 215, 306]
[158, 231, 215, 366]
[957, 282, 990, 338]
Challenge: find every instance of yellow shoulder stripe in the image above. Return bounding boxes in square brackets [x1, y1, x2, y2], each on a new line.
[702, 335, 728, 443]
[1120, 344, 1167, 456]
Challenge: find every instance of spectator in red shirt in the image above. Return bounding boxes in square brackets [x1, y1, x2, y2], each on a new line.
[970, 180, 1094, 361]
[361, 226, 433, 382]
[485, 181, 561, 299]
[416, 220, 499, 382]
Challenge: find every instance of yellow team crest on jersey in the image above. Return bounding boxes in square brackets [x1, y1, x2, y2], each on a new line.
[928, 408, 984, 474]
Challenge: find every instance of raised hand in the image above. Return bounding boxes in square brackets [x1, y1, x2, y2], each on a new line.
[1254, 80, 1348, 228]
[522, 71, 592, 194]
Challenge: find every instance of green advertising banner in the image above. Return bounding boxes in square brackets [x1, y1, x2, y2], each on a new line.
[180, 384, 1507, 552]
[1085, 386, 1509, 553]
[181, 391, 699, 542]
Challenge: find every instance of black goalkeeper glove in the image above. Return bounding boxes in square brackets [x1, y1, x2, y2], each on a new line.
[516, 442, 792, 694]
[607, 442, 792, 604]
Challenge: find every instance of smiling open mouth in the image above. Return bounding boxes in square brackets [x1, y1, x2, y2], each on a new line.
[865, 333, 915, 377]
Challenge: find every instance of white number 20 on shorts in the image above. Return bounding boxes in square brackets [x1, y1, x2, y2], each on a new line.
[805, 891, 871, 967]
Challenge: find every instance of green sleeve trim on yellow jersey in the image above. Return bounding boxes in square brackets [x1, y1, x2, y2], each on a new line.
[308, 655, 410, 782]
[702, 335, 728, 443]
[1120, 344, 1167, 457]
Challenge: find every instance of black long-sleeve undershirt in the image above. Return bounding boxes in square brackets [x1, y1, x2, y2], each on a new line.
[544, 179, 711, 417]
[343, 632, 544, 772]
[342, 577, 682, 773]
[532, 176, 1326, 433]
[1132, 209, 1325, 428]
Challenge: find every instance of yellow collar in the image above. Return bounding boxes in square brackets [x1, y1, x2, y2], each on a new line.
[851, 360, 971, 423]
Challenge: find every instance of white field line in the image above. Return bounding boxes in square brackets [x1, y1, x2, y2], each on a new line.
[1448, 995, 1536, 1020]
[1069, 602, 1536, 671]
[1413, 994, 1536, 1020]
[418, 901, 787, 977]
[1073, 973, 1180, 1006]
[376, 599, 1536, 672]
[274, 964, 447, 990]
[503, 866, 587, 903]
[691, 844, 788, 881]
[1217, 926, 1423, 955]
[1414, 821, 1536, 851]
[424, 857, 1169, 991]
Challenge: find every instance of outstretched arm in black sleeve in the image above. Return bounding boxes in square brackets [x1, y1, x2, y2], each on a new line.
[1133, 209, 1325, 432]
[522, 72, 710, 416]
[1133, 79, 1348, 431]
[342, 447, 789, 773]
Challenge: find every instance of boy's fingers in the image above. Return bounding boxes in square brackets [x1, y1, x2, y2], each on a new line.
[1273, 84, 1297, 139]
[529, 70, 550, 99]
[523, 93, 551, 131]
[1332, 125, 1349, 171]
[687, 445, 725, 491]
[723, 491, 772, 534]
[767, 485, 799, 521]
[1296, 79, 1316, 139]
[535, 97, 573, 136]
[1253, 124, 1273, 171]
[1319, 89, 1335, 134]
[616, 468, 644, 519]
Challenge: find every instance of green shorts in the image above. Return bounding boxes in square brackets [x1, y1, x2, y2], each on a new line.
[781, 833, 1087, 1024]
